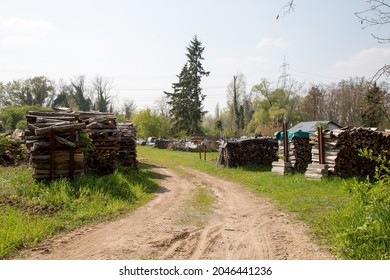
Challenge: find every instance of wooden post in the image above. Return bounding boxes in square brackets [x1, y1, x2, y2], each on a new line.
[283, 123, 289, 163]
[204, 144, 207, 161]
[50, 128, 55, 179]
[318, 126, 325, 164]
[69, 129, 75, 179]
[198, 144, 201, 160]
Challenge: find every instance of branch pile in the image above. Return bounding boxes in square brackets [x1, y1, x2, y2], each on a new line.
[117, 122, 138, 170]
[25, 111, 86, 179]
[0, 135, 28, 166]
[309, 127, 390, 177]
[218, 138, 278, 168]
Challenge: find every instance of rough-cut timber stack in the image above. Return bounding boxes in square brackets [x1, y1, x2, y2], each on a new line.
[117, 122, 138, 170]
[218, 138, 278, 168]
[25, 111, 86, 179]
[277, 137, 312, 172]
[308, 127, 390, 177]
[79, 112, 119, 175]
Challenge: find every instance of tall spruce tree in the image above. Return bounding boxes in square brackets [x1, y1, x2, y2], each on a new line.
[165, 36, 209, 135]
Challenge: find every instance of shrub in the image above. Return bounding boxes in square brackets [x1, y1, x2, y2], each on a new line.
[326, 148, 390, 259]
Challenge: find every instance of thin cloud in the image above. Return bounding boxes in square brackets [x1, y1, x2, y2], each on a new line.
[330, 48, 390, 79]
[0, 18, 57, 46]
[256, 37, 291, 49]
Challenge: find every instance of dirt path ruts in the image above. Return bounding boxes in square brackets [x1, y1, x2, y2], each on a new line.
[22, 165, 332, 260]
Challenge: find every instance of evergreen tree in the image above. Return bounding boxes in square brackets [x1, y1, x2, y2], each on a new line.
[165, 36, 209, 135]
[361, 82, 386, 127]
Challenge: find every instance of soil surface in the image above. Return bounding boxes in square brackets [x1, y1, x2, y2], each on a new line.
[22, 165, 332, 260]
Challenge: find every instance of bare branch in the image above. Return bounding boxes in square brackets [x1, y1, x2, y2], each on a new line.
[370, 64, 390, 83]
[277, 0, 296, 19]
[355, 0, 390, 43]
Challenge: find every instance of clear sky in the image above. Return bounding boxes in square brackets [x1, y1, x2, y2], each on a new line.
[1, 0, 389, 113]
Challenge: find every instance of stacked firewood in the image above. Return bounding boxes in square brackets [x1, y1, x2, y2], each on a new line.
[154, 139, 170, 149]
[218, 138, 278, 168]
[25, 111, 86, 179]
[278, 137, 312, 172]
[309, 127, 390, 177]
[168, 140, 198, 152]
[79, 112, 119, 175]
[117, 122, 138, 169]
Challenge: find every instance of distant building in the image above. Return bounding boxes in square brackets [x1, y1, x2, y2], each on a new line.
[288, 121, 341, 133]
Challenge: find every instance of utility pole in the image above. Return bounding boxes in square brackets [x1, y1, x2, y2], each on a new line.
[233, 75, 240, 136]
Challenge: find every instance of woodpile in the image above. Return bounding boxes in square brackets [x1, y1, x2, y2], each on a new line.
[25, 111, 86, 179]
[154, 139, 170, 149]
[80, 112, 119, 175]
[309, 127, 390, 177]
[218, 138, 278, 168]
[168, 140, 198, 152]
[277, 137, 312, 172]
[117, 122, 138, 170]
[0, 135, 28, 166]
[24, 109, 139, 179]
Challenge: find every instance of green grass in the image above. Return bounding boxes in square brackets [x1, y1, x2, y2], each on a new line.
[0, 165, 158, 259]
[177, 183, 215, 228]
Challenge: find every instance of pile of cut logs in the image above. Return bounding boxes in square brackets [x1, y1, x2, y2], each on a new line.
[79, 112, 119, 175]
[309, 127, 390, 177]
[168, 140, 198, 152]
[24, 110, 139, 179]
[154, 139, 170, 149]
[218, 138, 278, 168]
[117, 122, 138, 169]
[25, 111, 86, 179]
[278, 137, 312, 172]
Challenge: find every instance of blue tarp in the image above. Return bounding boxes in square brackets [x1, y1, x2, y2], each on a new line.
[274, 130, 311, 141]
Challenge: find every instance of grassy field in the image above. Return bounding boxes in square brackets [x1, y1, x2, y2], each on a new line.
[0, 165, 158, 259]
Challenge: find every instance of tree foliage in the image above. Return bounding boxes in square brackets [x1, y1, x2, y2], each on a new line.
[0, 105, 49, 130]
[0, 77, 54, 107]
[165, 36, 209, 135]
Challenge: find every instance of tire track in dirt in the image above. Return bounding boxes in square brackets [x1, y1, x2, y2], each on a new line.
[21, 164, 332, 260]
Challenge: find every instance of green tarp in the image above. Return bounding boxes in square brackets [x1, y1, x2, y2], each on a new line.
[274, 130, 311, 141]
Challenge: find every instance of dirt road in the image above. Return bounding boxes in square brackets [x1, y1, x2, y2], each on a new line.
[23, 165, 332, 260]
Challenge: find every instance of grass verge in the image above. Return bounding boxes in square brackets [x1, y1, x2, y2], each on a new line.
[0, 165, 158, 259]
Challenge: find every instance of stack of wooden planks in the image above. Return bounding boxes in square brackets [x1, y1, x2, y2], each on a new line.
[25, 111, 86, 179]
[309, 127, 390, 177]
[117, 122, 138, 170]
[218, 138, 278, 168]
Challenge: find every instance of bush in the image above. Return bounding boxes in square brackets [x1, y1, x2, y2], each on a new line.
[325, 148, 390, 259]
[0, 105, 49, 131]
